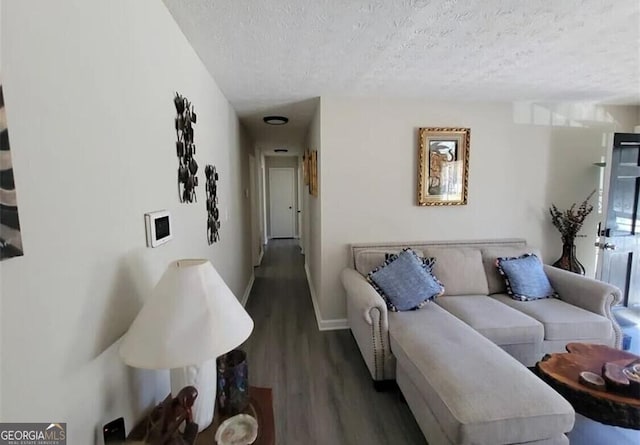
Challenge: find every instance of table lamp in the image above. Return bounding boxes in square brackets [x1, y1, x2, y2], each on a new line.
[119, 259, 254, 431]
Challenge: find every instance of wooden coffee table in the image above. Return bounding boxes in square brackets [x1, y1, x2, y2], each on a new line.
[537, 343, 640, 429]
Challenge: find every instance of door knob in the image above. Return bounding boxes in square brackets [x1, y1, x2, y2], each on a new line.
[595, 242, 616, 250]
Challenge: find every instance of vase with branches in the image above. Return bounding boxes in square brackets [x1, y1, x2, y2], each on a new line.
[548, 190, 595, 274]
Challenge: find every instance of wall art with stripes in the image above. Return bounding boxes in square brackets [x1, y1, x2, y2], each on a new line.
[0, 81, 24, 260]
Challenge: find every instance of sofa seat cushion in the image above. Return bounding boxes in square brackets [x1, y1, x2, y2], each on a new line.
[424, 247, 489, 296]
[389, 305, 574, 445]
[491, 294, 613, 341]
[435, 295, 544, 346]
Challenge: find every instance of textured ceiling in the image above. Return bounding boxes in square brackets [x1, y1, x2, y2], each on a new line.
[163, 0, 640, 148]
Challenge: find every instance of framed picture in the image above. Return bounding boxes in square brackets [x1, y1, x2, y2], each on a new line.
[417, 127, 470, 206]
[303, 150, 310, 185]
[309, 150, 318, 197]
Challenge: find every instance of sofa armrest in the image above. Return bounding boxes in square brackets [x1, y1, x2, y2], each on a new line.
[341, 268, 389, 326]
[544, 265, 623, 348]
[341, 268, 391, 380]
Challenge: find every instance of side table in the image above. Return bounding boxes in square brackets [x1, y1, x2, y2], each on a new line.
[197, 386, 274, 445]
[127, 386, 275, 445]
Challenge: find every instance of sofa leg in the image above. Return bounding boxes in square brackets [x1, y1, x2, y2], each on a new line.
[373, 379, 397, 392]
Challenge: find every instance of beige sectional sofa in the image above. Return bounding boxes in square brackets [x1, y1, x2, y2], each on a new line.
[341, 239, 623, 445]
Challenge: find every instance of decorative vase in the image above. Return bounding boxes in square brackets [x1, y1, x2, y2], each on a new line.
[216, 349, 249, 416]
[552, 242, 585, 275]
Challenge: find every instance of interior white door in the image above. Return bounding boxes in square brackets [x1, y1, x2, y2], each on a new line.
[269, 168, 295, 238]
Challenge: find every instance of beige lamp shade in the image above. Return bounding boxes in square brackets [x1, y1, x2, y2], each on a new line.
[119, 259, 254, 369]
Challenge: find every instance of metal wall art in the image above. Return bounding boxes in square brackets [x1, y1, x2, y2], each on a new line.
[205, 164, 220, 244]
[174, 93, 198, 203]
[0, 80, 24, 260]
[417, 127, 470, 206]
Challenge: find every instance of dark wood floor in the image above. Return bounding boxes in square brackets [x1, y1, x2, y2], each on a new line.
[242, 239, 426, 445]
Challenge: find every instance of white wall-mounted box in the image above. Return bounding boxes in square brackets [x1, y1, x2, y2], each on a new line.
[144, 210, 172, 248]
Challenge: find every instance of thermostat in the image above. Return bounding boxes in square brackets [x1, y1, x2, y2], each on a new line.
[145, 210, 173, 247]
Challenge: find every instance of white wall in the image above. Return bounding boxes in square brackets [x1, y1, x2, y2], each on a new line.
[531, 104, 640, 277]
[248, 153, 262, 266]
[258, 152, 267, 245]
[0, 0, 253, 442]
[317, 97, 638, 320]
[303, 103, 322, 319]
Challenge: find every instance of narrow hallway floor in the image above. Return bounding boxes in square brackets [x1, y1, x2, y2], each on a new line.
[241, 239, 425, 445]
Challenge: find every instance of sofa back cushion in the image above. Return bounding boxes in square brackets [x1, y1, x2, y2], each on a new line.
[482, 246, 542, 294]
[354, 248, 424, 275]
[423, 247, 489, 296]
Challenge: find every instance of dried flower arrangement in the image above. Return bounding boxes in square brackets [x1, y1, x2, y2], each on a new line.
[549, 190, 595, 244]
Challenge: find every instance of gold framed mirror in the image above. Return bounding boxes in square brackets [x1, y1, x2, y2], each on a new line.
[417, 127, 470, 206]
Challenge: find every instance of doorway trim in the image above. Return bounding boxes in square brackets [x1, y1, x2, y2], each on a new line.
[268, 167, 296, 238]
[595, 132, 640, 308]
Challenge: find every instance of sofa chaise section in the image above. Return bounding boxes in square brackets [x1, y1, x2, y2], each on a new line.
[389, 304, 574, 445]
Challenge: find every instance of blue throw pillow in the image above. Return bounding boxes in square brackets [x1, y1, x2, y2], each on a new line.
[496, 254, 557, 301]
[368, 248, 444, 312]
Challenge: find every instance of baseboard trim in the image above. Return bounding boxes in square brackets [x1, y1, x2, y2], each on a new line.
[256, 248, 264, 266]
[304, 263, 348, 331]
[304, 263, 322, 330]
[241, 273, 255, 307]
[320, 318, 348, 330]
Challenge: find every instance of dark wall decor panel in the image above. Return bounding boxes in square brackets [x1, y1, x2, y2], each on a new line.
[205, 164, 220, 244]
[174, 92, 198, 203]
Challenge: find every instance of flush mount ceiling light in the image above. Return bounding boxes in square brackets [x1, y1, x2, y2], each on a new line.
[274, 149, 288, 153]
[263, 115, 289, 125]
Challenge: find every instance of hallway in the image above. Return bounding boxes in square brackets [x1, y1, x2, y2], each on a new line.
[242, 239, 426, 444]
